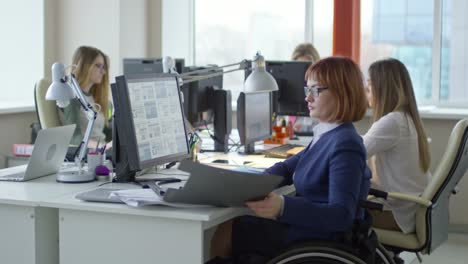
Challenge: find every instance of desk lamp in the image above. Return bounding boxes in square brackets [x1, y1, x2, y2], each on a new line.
[46, 62, 97, 183]
[163, 52, 279, 91]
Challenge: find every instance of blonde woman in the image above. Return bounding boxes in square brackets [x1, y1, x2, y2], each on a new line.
[291, 42, 320, 62]
[363, 58, 431, 234]
[290, 43, 320, 134]
[60, 46, 112, 149]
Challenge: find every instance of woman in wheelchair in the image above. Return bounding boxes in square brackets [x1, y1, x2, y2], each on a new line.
[209, 57, 372, 263]
[362, 58, 431, 234]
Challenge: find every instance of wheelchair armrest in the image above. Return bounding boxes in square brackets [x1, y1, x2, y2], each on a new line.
[386, 192, 432, 207]
[367, 187, 431, 207]
[369, 192, 431, 207]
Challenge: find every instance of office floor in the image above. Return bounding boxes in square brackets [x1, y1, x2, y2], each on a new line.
[400, 233, 468, 264]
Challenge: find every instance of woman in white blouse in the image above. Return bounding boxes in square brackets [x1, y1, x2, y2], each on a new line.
[363, 58, 431, 234]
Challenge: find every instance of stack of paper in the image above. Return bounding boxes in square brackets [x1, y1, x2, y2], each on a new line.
[110, 189, 212, 208]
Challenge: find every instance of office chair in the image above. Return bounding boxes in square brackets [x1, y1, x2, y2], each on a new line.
[34, 78, 62, 128]
[371, 118, 468, 262]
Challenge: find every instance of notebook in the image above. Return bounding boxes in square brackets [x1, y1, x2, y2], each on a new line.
[0, 125, 75, 182]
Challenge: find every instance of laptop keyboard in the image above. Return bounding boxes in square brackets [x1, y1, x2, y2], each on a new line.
[0, 164, 27, 179]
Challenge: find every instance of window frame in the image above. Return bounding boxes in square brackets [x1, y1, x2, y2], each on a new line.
[162, 0, 318, 105]
[163, 0, 466, 110]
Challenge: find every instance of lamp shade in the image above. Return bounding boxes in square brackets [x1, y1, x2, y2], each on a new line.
[244, 53, 278, 92]
[46, 63, 75, 108]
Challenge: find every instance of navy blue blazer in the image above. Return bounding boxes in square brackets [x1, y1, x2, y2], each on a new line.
[265, 123, 371, 243]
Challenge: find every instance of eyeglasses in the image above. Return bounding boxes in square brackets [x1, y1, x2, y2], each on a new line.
[304, 85, 328, 97]
[94, 63, 107, 72]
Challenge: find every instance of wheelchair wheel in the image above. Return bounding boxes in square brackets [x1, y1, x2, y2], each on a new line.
[268, 245, 367, 264]
[375, 243, 396, 264]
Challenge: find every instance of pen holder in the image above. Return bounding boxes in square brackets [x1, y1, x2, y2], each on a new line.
[87, 152, 104, 176]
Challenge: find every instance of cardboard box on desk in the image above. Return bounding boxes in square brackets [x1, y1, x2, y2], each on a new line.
[11, 144, 34, 156]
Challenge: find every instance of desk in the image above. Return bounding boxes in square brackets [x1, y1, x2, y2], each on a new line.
[0, 176, 99, 264]
[46, 194, 249, 264]
[0, 143, 306, 264]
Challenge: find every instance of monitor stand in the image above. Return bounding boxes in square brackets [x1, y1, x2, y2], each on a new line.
[237, 143, 263, 155]
[213, 90, 232, 152]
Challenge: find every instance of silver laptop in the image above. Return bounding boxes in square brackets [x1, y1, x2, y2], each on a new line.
[0, 125, 75, 182]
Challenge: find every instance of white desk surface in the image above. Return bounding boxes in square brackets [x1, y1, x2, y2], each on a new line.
[0, 171, 252, 225]
[0, 135, 307, 218]
[0, 139, 307, 210]
[0, 149, 299, 264]
[0, 175, 98, 207]
[42, 192, 250, 223]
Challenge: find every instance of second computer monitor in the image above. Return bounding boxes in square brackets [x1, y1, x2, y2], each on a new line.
[181, 66, 223, 128]
[245, 60, 312, 117]
[237, 91, 272, 154]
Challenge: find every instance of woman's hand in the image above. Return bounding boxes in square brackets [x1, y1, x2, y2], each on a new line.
[245, 192, 283, 219]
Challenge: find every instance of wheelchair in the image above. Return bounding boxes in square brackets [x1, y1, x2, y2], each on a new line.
[267, 201, 396, 264]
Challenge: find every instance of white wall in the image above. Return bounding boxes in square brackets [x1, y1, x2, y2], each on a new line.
[1, 0, 162, 168]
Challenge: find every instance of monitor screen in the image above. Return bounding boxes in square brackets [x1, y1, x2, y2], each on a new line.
[127, 74, 189, 166]
[245, 60, 311, 116]
[123, 58, 185, 75]
[237, 91, 272, 154]
[112, 73, 190, 181]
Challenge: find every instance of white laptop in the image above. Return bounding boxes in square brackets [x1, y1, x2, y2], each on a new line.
[0, 125, 75, 182]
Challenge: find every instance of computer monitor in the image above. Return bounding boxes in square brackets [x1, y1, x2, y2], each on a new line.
[245, 60, 312, 116]
[181, 66, 232, 153]
[123, 58, 185, 75]
[181, 66, 223, 127]
[111, 73, 190, 182]
[237, 91, 273, 154]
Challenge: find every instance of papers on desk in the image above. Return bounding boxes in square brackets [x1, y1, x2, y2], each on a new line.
[110, 189, 213, 208]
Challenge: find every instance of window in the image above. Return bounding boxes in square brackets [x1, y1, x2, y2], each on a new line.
[360, 0, 434, 104]
[361, 0, 468, 107]
[0, 0, 44, 111]
[162, 0, 333, 102]
[194, 0, 305, 101]
[440, 0, 468, 106]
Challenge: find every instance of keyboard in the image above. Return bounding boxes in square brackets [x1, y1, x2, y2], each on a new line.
[0, 164, 27, 180]
[263, 144, 305, 159]
[76, 188, 129, 203]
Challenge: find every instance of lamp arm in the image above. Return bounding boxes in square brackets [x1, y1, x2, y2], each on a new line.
[69, 75, 97, 165]
[183, 67, 249, 84]
[179, 60, 250, 84]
